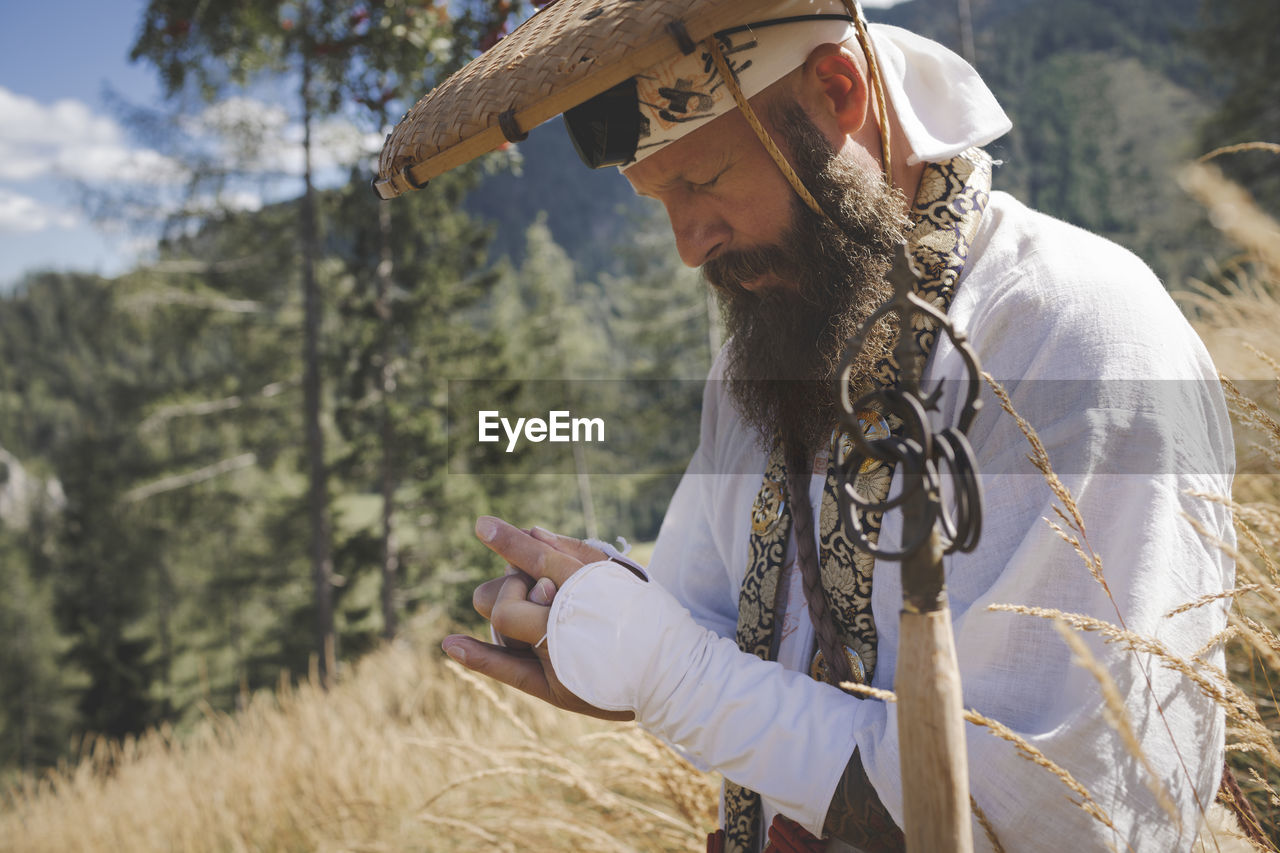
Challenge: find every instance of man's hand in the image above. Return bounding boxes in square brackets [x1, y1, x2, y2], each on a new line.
[441, 516, 634, 722]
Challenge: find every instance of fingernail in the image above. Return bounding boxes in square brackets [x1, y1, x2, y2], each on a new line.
[475, 517, 497, 542]
[442, 640, 468, 665]
[531, 525, 553, 540]
[531, 577, 556, 606]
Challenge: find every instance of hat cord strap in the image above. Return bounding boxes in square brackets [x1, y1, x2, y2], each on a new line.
[703, 6, 895, 224]
[843, 0, 894, 183]
[703, 36, 830, 220]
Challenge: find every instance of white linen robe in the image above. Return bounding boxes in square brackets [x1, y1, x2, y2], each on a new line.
[547, 191, 1235, 851]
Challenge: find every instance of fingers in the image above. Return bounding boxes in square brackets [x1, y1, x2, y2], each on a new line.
[528, 526, 609, 564]
[490, 575, 552, 647]
[472, 576, 508, 620]
[529, 576, 557, 607]
[475, 516, 583, 586]
[764, 815, 826, 853]
[474, 568, 553, 621]
[441, 634, 632, 722]
[441, 635, 553, 702]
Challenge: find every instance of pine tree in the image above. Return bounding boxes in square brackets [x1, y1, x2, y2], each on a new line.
[331, 165, 502, 634]
[0, 500, 77, 773]
[0, 273, 167, 740]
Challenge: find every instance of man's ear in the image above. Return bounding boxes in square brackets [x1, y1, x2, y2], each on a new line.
[801, 43, 871, 138]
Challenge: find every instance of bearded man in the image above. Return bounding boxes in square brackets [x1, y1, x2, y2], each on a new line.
[378, 1, 1241, 850]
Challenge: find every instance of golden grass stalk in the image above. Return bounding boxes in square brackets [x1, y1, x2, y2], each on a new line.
[962, 706, 1120, 840]
[1246, 768, 1278, 807]
[1198, 142, 1280, 163]
[444, 658, 540, 741]
[1195, 626, 1242, 663]
[1179, 161, 1280, 282]
[839, 682, 898, 703]
[1243, 342, 1280, 380]
[992, 604, 1280, 769]
[1233, 512, 1278, 585]
[1167, 586, 1267, 619]
[1232, 614, 1280, 677]
[1222, 376, 1280, 466]
[982, 371, 1233, 837]
[1052, 619, 1180, 825]
[970, 795, 1006, 853]
[1184, 509, 1280, 617]
[981, 373, 1110, 598]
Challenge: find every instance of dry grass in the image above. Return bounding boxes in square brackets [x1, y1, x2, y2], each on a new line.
[1178, 153, 1280, 843]
[0, 620, 717, 853]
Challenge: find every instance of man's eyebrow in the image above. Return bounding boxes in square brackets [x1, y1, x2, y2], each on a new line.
[633, 156, 735, 198]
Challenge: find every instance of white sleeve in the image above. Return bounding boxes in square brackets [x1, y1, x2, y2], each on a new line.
[548, 559, 861, 833]
[644, 348, 740, 642]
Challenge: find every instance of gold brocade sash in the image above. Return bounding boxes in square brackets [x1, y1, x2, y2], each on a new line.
[722, 147, 994, 853]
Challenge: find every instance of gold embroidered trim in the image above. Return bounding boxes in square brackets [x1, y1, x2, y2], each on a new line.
[722, 148, 994, 853]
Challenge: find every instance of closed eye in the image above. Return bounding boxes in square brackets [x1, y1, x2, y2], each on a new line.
[691, 165, 730, 191]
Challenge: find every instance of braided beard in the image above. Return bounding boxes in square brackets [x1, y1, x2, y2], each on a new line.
[704, 104, 910, 457]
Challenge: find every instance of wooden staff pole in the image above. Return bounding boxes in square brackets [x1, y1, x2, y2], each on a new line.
[889, 249, 974, 853]
[897, 533, 972, 853]
[837, 223, 983, 853]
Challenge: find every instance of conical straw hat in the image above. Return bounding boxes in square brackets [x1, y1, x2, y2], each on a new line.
[375, 0, 779, 200]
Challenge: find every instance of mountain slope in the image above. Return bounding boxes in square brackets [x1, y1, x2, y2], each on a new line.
[465, 0, 1221, 286]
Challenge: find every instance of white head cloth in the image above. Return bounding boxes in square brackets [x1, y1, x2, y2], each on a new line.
[624, 2, 1011, 168]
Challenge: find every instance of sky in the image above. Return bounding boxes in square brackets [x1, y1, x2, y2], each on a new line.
[0, 0, 906, 291]
[0, 0, 384, 290]
[0, 0, 163, 287]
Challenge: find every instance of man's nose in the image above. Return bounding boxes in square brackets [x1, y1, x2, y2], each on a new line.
[665, 200, 728, 268]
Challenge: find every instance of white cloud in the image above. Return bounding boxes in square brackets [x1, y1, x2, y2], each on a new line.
[63, 144, 180, 185]
[0, 86, 380, 193]
[0, 86, 385, 259]
[219, 189, 265, 212]
[0, 187, 80, 233]
[0, 88, 374, 278]
[0, 91, 115, 180]
[0, 87, 185, 185]
[0, 88, 185, 186]
[187, 96, 383, 178]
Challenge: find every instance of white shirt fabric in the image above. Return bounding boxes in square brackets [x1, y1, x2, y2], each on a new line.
[547, 191, 1234, 852]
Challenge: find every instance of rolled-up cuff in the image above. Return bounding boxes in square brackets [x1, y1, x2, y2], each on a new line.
[547, 560, 668, 712]
[546, 560, 861, 834]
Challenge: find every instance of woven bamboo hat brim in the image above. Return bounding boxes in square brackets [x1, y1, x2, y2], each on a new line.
[375, 0, 780, 200]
